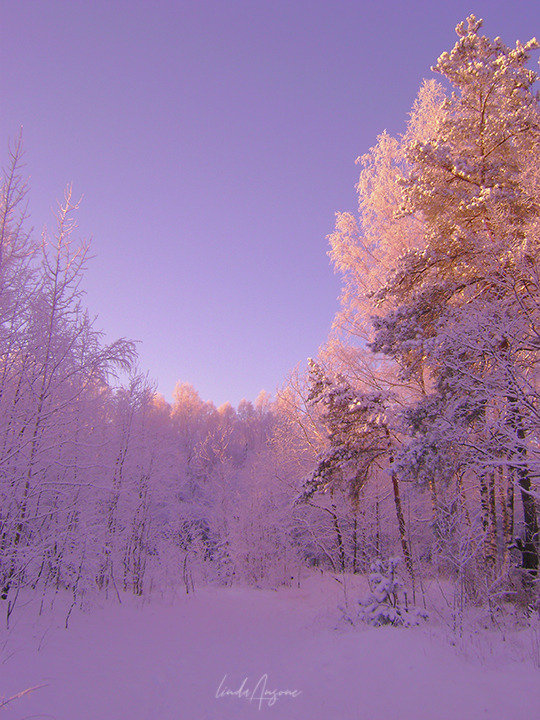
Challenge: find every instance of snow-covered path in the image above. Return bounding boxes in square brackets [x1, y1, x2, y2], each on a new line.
[1, 578, 538, 720]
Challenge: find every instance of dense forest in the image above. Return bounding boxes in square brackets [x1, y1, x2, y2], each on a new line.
[1, 15, 539, 632]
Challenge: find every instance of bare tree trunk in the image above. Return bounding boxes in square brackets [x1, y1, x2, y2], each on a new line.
[391, 469, 414, 586]
[330, 502, 346, 573]
[352, 513, 358, 574]
[479, 473, 497, 576]
[507, 392, 539, 576]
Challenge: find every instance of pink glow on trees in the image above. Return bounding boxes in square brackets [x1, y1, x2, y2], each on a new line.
[324, 15, 540, 604]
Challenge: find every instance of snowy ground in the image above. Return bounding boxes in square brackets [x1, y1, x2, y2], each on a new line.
[1, 575, 538, 720]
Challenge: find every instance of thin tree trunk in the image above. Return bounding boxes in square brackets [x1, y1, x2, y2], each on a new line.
[330, 495, 346, 573]
[391, 469, 414, 583]
[352, 514, 358, 574]
[507, 391, 539, 575]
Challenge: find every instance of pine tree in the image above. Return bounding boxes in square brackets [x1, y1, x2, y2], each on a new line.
[301, 360, 414, 579]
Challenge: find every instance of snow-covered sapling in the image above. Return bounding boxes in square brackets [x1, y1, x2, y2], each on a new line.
[359, 558, 428, 627]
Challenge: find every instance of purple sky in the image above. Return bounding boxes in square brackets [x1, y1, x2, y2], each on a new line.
[1, 1, 538, 406]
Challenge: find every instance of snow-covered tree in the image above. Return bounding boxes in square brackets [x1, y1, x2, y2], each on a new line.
[325, 16, 540, 596]
[371, 16, 540, 576]
[300, 360, 415, 580]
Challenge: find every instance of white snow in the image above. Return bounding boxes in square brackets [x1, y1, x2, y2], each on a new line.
[1, 575, 538, 720]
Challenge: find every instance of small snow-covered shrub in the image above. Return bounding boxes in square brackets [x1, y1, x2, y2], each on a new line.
[504, 568, 540, 627]
[359, 558, 428, 627]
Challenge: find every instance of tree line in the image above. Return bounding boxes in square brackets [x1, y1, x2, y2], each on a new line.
[1, 15, 538, 622]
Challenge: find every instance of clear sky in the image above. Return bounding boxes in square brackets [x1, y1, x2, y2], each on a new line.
[1, 0, 538, 406]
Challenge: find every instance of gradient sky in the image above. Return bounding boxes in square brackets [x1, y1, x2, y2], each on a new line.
[1, 0, 538, 406]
